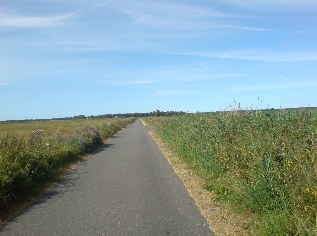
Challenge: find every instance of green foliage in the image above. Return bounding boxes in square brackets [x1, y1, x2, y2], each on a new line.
[145, 109, 317, 235]
[258, 210, 292, 236]
[0, 118, 133, 217]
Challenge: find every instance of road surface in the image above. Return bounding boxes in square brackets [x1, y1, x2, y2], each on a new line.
[0, 119, 213, 236]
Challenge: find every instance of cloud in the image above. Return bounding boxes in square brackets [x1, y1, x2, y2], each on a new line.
[130, 14, 200, 30]
[103, 1, 246, 30]
[105, 79, 156, 86]
[90, 1, 278, 32]
[154, 89, 195, 96]
[127, 79, 155, 85]
[0, 58, 90, 80]
[83, 1, 280, 32]
[221, 0, 317, 12]
[128, 14, 278, 31]
[101, 67, 245, 88]
[0, 82, 15, 86]
[209, 24, 278, 32]
[170, 49, 317, 62]
[0, 11, 78, 28]
[229, 80, 317, 92]
[110, 1, 233, 19]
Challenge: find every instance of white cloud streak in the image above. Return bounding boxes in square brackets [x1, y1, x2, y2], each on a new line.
[0, 11, 78, 28]
[221, 0, 317, 12]
[102, 69, 245, 87]
[230, 80, 317, 92]
[92, 1, 277, 32]
[109, 1, 233, 19]
[129, 14, 278, 31]
[210, 24, 278, 32]
[107, 2, 277, 31]
[105, 79, 156, 86]
[0, 82, 15, 86]
[170, 49, 317, 62]
[154, 89, 195, 96]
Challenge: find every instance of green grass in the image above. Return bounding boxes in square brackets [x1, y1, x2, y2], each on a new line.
[0, 118, 134, 221]
[145, 109, 317, 235]
[0, 118, 131, 138]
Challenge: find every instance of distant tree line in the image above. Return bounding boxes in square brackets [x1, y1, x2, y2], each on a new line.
[2, 110, 187, 122]
[90, 110, 187, 119]
[3, 107, 316, 123]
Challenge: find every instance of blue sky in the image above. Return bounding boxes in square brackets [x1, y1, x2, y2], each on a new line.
[1, 0, 317, 120]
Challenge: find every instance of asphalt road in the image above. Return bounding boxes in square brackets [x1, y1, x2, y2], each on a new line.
[0, 119, 213, 236]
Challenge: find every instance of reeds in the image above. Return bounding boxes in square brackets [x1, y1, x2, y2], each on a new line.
[146, 109, 317, 235]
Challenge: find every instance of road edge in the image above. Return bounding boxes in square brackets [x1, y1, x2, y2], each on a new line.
[141, 119, 251, 236]
[0, 129, 125, 226]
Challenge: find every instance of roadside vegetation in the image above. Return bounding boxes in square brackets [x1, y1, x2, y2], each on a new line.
[0, 118, 134, 221]
[145, 108, 317, 235]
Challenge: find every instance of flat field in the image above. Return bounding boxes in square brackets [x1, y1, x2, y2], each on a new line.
[0, 118, 128, 138]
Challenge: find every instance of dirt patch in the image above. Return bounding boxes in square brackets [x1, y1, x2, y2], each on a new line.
[148, 130, 252, 236]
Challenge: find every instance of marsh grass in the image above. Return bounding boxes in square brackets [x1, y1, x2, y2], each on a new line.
[0, 118, 133, 221]
[145, 109, 317, 235]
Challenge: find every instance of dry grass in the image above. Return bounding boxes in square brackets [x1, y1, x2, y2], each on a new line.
[0, 118, 121, 138]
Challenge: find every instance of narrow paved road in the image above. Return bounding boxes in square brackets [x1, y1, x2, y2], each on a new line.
[0, 120, 213, 236]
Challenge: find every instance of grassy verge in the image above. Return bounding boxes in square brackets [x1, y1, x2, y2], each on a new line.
[0, 118, 134, 221]
[144, 109, 317, 235]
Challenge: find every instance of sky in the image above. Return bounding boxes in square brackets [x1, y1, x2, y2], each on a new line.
[1, 0, 317, 120]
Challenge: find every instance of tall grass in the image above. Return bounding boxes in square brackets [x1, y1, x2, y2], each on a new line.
[0, 118, 134, 219]
[145, 109, 317, 235]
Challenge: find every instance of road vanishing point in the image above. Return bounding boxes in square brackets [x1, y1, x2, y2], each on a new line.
[0, 119, 213, 236]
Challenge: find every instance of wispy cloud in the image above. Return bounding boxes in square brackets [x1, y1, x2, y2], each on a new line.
[221, 0, 317, 12]
[154, 89, 195, 96]
[105, 79, 156, 86]
[0, 82, 15, 86]
[209, 24, 278, 32]
[127, 79, 155, 85]
[0, 11, 78, 28]
[229, 80, 317, 92]
[110, 1, 233, 19]
[101, 1, 265, 31]
[0, 58, 89, 80]
[129, 14, 278, 31]
[170, 49, 317, 62]
[88, 1, 283, 32]
[101, 67, 245, 87]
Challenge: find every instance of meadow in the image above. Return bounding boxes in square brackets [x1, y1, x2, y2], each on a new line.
[145, 109, 317, 235]
[0, 118, 134, 220]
